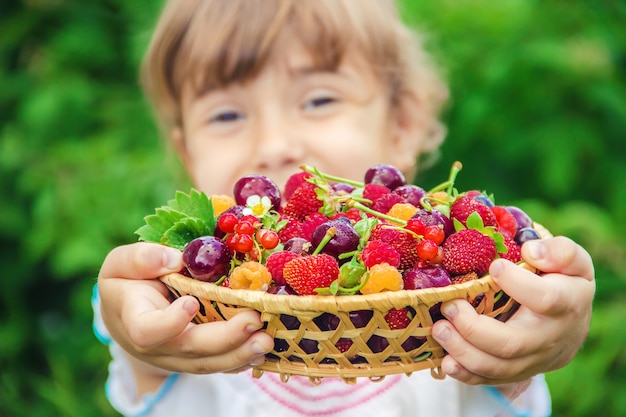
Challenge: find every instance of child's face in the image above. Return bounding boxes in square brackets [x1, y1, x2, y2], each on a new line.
[173, 42, 422, 196]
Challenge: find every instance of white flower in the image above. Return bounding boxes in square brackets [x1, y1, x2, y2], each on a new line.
[243, 195, 272, 217]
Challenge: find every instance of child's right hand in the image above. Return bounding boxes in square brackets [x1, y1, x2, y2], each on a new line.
[97, 242, 274, 376]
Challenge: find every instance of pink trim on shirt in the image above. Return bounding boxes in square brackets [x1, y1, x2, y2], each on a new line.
[249, 371, 402, 416]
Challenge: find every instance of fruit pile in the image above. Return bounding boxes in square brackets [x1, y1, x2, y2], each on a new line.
[137, 162, 542, 298]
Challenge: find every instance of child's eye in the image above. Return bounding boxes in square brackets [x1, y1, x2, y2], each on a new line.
[210, 111, 244, 123]
[304, 96, 336, 109]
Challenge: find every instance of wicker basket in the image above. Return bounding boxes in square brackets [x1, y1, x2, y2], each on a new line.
[160, 224, 551, 384]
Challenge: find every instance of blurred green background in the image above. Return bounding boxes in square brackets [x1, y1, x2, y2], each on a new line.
[1, 0, 624, 415]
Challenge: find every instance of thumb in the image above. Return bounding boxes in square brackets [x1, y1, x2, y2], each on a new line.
[100, 242, 184, 280]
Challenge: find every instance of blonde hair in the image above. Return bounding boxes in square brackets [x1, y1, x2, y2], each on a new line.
[141, 0, 448, 152]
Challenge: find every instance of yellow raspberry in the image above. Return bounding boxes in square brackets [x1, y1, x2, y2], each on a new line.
[360, 262, 403, 295]
[428, 191, 451, 207]
[387, 203, 418, 222]
[229, 261, 272, 291]
[210, 194, 236, 216]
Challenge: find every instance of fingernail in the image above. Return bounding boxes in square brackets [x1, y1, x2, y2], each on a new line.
[435, 324, 451, 342]
[490, 259, 504, 277]
[183, 299, 198, 315]
[250, 354, 266, 366]
[441, 302, 458, 319]
[164, 248, 182, 270]
[245, 322, 263, 334]
[526, 241, 545, 261]
[444, 361, 459, 376]
[251, 342, 269, 355]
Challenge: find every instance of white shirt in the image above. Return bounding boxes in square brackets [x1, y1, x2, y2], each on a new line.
[93, 286, 551, 417]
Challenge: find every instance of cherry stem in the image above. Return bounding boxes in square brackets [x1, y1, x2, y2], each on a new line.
[346, 200, 407, 227]
[300, 165, 365, 187]
[428, 161, 463, 194]
[312, 227, 336, 255]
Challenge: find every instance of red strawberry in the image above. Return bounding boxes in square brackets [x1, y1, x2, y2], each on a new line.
[442, 229, 497, 275]
[265, 251, 300, 285]
[450, 195, 496, 227]
[301, 212, 329, 241]
[283, 182, 323, 221]
[451, 271, 478, 284]
[499, 238, 522, 263]
[335, 338, 354, 353]
[283, 254, 339, 295]
[369, 223, 419, 271]
[384, 307, 411, 329]
[283, 171, 313, 201]
[491, 205, 517, 240]
[361, 240, 401, 268]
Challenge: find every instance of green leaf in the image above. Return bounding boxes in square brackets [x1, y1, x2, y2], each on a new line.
[339, 257, 367, 288]
[135, 208, 186, 243]
[168, 189, 215, 233]
[465, 211, 485, 230]
[163, 217, 213, 250]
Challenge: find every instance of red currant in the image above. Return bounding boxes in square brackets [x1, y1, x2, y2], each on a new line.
[423, 225, 445, 245]
[257, 229, 279, 250]
[217, 212, 238, 234]
[231, 233, 254, 253]
[234, 220, 255, 235]
[406, 218, 425, 235]
[417, 239, 438, 261]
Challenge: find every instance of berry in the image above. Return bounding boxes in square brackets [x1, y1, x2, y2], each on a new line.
[387, 203, 418, 222]
[361, 240, 401, 268]
[229, 261, 272, 291]
[183, 236, 231, 282]
[491, 205, 517, 240]
[442, 229, 497, 275]
[369, 223, 419, 271]
[332, 182, 356, 194]
[364, 164, 406, 190]
[411, 209, 454, 237]
[384, 307, 411, 329]
[451, 271, 479, 284]
[265, 251, 300, 285]
[209, 194, 236, 216]
[416, 239, 439, 261]
[277, 215, 303, 243]
[362, 183, 390, 203]
[403, 265, 452, 290]
[283, 171, 313, 201]
[515, 227, 541, 245]
[506, 206, 533, 230]
[372, 193, 405, 214]
[499, 238, 522, 263]
[450, 195, 497, 227]
[233, 174, 281, 211]
[256, 228, 279, 250]
[283, 254, 339, 295]
[360, 262, 403, 294]
[335, 338, 354, 354]
[423, 225, 445, 245]
[234, 220, 255, 235]
[228, 233, 254, 253]
[282, 182, 323, 221]
[217, 212, 238, 234]
[283, 237, 312, 255]
[301, 212, 328, 241]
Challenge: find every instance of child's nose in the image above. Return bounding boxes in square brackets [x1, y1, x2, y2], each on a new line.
[251, 123, 305, 170]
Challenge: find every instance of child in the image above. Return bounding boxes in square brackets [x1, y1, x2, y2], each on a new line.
[94, 0, 595, 416]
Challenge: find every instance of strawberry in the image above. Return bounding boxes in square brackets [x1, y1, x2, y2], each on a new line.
[283, 182, 323, 221]
[265, 250, 300, 285]
[450, 195, 496, 227]
[283, 171, 313, 201]
[277, 215, 303, 243]
[369, 223, 419, 271]
[442, 229, 497, 275]
[283, 254, 339, 295]
[451, 271, 478, 284]
[384, 307, 411, 329]
[499, 238, 522, 263]
[301, 212, 329, 241]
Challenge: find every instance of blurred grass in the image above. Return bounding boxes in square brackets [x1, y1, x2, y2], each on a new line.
[1, 0, 624, 415]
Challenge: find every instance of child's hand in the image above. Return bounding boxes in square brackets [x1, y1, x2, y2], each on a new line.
[432, 236, 595, 386]
[97, 242, 274, 375]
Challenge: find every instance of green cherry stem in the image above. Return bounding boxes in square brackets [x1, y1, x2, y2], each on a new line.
[428, 161, 463, 194]
[346, 199, 407, 227]
[300, 165, 365, 188]
[312, 227, 336, 255]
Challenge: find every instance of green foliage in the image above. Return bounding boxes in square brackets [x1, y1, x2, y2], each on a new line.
[0, 0, 624, 416]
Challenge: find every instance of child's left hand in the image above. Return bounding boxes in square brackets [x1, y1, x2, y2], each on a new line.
[431, 236, 595, 386]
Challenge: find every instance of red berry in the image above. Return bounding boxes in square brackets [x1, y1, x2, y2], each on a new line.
[257, 229, 279, 250]
[423, 225, 445, 245]
[405, 218, 426, 235]
[231, 233, 254, 253]
[217, 212, 238, 234]
[235, 220, 255, 235]
[416, 239, 439, 261]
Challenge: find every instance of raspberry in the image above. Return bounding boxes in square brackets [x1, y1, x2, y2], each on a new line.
[229, 261, 272, 291]
[369, 223, 419, 271]
[491, 205, 517, 240]
[362, 183, 390, 204]
[361, 240, 401, 268]
[360, 262, 403, 294]
[278, 215, 303, 243]
[209, 194, 236, 216]
[387, 202, 418, 221]
[265, 251, 300, 285]
[372, 193, 405, 214]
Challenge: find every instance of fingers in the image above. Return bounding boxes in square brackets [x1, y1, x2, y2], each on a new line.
[99, 242, 183, 280]
[521, 236, 594, 281]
